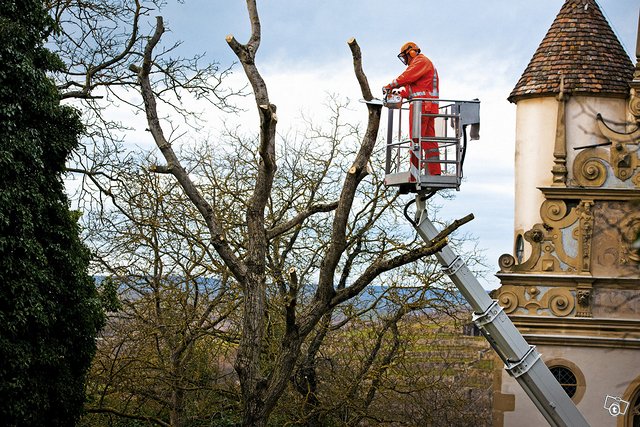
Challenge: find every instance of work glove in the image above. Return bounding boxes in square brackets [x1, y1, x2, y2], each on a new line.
[383, 86, 401, 97]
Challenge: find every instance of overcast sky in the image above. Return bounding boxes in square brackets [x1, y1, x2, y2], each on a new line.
[151, 0, 638, 289]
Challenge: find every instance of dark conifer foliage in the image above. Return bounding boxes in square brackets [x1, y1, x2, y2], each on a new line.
[0, 1, 105, 425]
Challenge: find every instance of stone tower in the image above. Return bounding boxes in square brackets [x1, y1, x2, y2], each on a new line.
[492, 1, 640, 426]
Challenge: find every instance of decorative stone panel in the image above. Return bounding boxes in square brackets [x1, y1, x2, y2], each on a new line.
[591, 201, 640, 277]
[497, 285, 576, 317]
[499, 199, 595, 274]
[500, 198, 639, 276]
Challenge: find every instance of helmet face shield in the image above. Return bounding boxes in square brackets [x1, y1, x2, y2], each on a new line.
[397, 42, 419, 65]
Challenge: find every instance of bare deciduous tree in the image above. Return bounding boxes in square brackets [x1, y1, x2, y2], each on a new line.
[48, 0, 240, 218]
[123, 2, 472, 425]
[49, 1, 483, 425]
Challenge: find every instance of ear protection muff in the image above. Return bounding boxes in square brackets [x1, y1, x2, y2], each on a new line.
[398, 42, 421, 64]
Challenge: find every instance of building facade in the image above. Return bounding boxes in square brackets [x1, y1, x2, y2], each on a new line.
[492, 1, 640, 426]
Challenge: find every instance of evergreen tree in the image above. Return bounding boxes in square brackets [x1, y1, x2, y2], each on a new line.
[0, 1, 105, 425]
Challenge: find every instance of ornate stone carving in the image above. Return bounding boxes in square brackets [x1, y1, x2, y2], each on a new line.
[499, 224, 547, 273]
[610, 142, 636, 181]
[495, 285, 576, 317]
[629, 56, 640, 121]
[549, 291, 574, 317]
[620, 213, 640, 264]
[577, 290, 591, 306]
[498, 289, 518, 314]
[541, 199, 567, 222]
[570, 115, 640, 188]
[499, 199, 600, 275]
[596, 113, 640, 145]
[575, 200, 594, 272]
[591, 202, 640, 277]
[576, 288, 592, 318]
[498, 254, 516, 271]
[630, 89, 640, 118]
[571, 114, 640, 188]
[573, 148, 609, 187]
[551, 76, 568, 186]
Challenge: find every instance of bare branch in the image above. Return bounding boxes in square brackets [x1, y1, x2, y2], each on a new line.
[267, 201, 339, 240]
[330, 214, 474, 307]
[133, 16, 247, 284]
[59, 0, 142, 99]
[347, 38, 376, 102]
[86, 407, 170, 427]
[315, 39, 383, 304]
[148, 164, 173, 174]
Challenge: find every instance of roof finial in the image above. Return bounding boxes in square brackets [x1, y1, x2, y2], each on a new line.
[630, 12, 640, 122]
[635, 10, 640, 77]
[551, 74, 568, 187]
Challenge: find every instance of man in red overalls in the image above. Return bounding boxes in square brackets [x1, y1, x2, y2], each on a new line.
[384, 41, 441, 176]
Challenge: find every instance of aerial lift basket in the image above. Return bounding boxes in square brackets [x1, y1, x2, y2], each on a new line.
[383, 97, 480, 194]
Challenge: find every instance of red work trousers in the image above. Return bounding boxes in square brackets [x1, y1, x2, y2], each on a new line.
[408, 102, 441, 176]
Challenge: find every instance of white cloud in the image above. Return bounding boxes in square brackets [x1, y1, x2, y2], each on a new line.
[69, 0, 638, 290]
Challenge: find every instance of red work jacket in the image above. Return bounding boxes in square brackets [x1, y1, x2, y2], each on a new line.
[391, 53, 439, 113]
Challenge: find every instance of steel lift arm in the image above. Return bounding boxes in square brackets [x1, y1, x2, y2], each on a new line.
[382, 96, 588, 426]
[413, 196, 589, 427]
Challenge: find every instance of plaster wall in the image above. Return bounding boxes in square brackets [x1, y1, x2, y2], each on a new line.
[500, 345, 640, 427]
[513, 97, 557, 238]
[565, 96, 628, 183]
[512, 95, 628, 255]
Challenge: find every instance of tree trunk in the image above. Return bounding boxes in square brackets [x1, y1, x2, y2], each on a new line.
[236, 275, 268, 427]
[169, 387, 185, 427]
[131, 5, 474, 426]
[170, 356, 185, 427]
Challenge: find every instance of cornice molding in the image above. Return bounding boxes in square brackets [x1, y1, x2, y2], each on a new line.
[510, 316, 640, 348]
[496, 273, 639, 287]
[539, 187, 640, 201]
[523, 334, 640, 349]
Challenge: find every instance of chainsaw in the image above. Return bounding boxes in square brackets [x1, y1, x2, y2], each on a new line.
[359, 88, 403, 109]
[382, 88, 403, 109]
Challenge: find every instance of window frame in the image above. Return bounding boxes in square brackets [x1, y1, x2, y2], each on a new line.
[545, 358, 586, 404]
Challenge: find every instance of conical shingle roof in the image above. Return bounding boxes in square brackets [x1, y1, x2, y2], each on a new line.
[508, 0, 634, 103]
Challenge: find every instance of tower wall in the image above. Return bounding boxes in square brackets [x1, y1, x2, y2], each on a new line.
[499, 345, 640, 427]
[513, 95, 630, 258]
[495, 1, 639, 425]
[513, 97, 557, 241]
[565, 96, 629, 185]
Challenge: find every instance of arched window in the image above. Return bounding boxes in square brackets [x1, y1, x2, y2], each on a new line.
[545, 359, 585, 403]
[550, 366, 578, 398]
[628, 387, 640, 427]
[515, 234, 525, 264]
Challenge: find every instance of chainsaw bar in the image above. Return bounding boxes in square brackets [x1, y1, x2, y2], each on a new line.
[359, 98, 384, 106]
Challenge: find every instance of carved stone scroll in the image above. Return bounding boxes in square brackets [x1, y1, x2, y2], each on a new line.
[573, 148, 609, 187]
[495, 285, 576, 317]
[499, 199, 600, 275]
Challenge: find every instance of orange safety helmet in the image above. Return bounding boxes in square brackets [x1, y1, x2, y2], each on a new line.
[398, 41, 420, 65]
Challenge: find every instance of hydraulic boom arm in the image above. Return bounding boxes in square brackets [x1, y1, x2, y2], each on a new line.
[413, 196, 589, 427]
